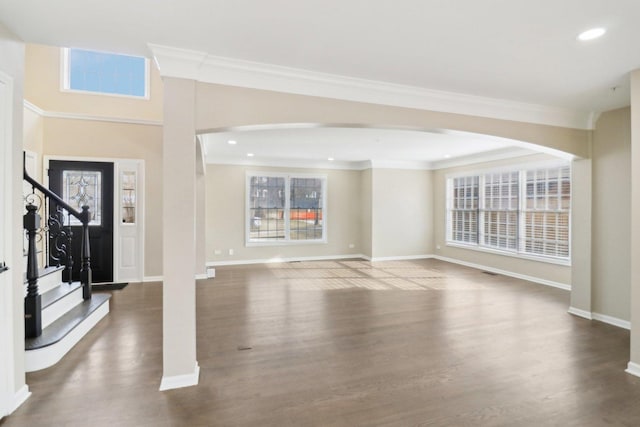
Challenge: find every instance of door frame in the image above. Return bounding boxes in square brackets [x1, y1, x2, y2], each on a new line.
[0, 66, 15, 419]
[43, 155, 145, 283]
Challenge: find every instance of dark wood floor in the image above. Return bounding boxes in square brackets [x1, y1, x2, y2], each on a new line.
[3, 259, 640, 426]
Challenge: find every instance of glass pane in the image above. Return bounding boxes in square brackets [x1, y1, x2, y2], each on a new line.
[121, 171, 136, 224]
[68, 48, 146, 97]
[290, 177, 323, 240]
[249, 176, 285, 240]
[62, 170, 102, 226]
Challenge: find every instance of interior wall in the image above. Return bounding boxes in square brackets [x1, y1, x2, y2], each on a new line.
[432, 154, 572, 286]
[592, 107, 631, 321]
[0, 21, 27, 413]
[206, 164, 362, 263]
[42, 118, 163, 277]
[360, 169, 372, 258]
[23, 106, 43, 160]
[195, 83, 590, 158]
[371, 168, 433, 258]
[24, 43, 163, 122]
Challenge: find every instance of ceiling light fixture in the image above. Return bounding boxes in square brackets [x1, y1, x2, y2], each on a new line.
[247, 153, 254, 157]
[577, 27, 606, 41]
[227, 140, 237, 145]
[444, 154, 452, 159]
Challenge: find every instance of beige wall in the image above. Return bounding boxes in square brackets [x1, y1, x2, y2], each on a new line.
[24, 44, 163, 122]
[195, 83, 589, 158]
[371, 168, 433, 258]
[432, 154, 572, 286]
[360, 169, 373, 258]
[592, 108, 631, 320]
[42, 118, 163, 277]
[206, 164, 362, 263]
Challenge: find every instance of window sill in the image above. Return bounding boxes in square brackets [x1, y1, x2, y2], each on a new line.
[445, 241, 571, 267]
[246, 239, 327, 247]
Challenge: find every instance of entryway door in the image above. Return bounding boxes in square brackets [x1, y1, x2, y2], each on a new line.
[48, 160, 114, 283]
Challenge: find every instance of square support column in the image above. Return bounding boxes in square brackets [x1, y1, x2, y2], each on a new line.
[569, 159, 592, 319]
[160, 77, 199, 390]
[629, 70, 640, 377]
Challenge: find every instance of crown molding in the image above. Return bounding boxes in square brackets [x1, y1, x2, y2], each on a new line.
[149, 43, 596, 130]
[23, 100, 162, 126]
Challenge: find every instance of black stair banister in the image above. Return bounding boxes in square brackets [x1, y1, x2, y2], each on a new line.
[23, 154, 93, 338]
[24, 204, 42, 338]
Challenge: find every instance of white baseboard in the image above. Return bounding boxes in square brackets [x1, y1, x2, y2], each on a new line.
[626, 362, 640, 378]
[369, 254, 434, 262]
[8, 385, 31, 415]
[432, 255, 571, 291]
[592, 312, 631, 330]
[206, 253, 366, 267]
[144, 274, 213, 282]
[159, 362, 200, 391]
[25, 301, 110, 372]
[568, 307, 593, 320]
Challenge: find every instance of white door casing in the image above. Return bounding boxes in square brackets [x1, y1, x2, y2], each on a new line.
[0, 71, 15, 418]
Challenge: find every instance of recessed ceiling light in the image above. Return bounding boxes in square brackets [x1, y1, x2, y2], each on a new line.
[227, 140, 237, 145]
[247, 153, 254, 157]
[444, 154, 452, 159]
[577, 28, 606, 41]
[328, 157, 334, 161]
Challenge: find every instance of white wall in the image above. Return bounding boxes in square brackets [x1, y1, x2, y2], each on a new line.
[0, 22, 28, 417]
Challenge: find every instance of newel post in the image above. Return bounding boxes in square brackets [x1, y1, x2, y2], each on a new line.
[24, 204, 42, 338]
[80, 205, 92, 300]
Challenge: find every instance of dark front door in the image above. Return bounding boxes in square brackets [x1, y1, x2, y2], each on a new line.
[49, 160, 114, 283]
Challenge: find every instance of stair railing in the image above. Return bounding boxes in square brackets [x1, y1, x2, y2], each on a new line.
[23, 156, 92, 338]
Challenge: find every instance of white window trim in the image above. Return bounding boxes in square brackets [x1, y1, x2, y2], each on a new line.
[60, 48, 150, 100]
[245, 171, 328, 246]
[445, 161, 571, 266]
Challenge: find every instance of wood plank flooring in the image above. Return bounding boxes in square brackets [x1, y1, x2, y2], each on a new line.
[3, 259, 640, 426]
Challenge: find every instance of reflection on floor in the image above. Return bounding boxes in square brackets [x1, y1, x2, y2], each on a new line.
[6, 258, 640, 426]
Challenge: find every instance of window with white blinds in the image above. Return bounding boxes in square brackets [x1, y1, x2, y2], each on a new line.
[522, 166, 570, 258]
[481, 172, 519, 250]
[446, 164, 571, 262]
[450, 176, 479, 244]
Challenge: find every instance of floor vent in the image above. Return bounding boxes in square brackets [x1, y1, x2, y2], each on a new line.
[482, 271, 499, 276]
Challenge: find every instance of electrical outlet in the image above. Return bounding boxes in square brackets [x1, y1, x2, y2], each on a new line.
[348, 243, 355, 249]
[214, 249, 221, 255]
[228, 249, 234, 255]
[436, 245, 441, 250]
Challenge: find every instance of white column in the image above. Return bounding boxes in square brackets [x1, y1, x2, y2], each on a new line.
[160, 77, 199, 390]
[628, 70, 640, 377]
[569, 159, 592, 319]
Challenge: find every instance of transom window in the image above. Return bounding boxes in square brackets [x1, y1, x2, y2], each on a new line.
[447, 164, 571, 262]
[62, 48, 148, 98]
[247, 173, 327, 244]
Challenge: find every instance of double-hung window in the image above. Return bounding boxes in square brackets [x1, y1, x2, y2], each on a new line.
[446, 163, 571, 262]
[247, 173, 327, 244]
[522, 166, 570, 258]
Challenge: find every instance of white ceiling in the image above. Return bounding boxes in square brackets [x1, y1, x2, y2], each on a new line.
[200, 126, 559, 170]
[1, 0, 635, 167]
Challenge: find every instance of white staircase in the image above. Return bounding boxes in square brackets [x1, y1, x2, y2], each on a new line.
[24, 267, 110, 372]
